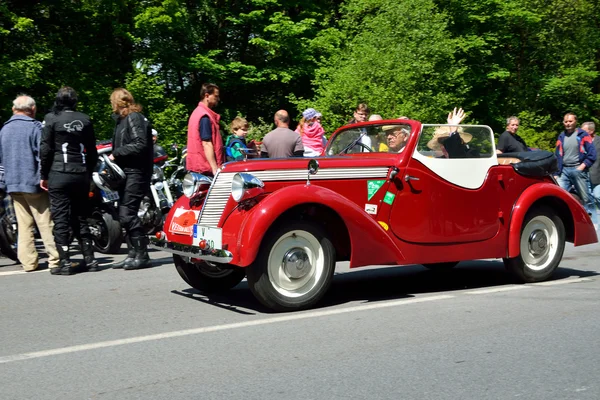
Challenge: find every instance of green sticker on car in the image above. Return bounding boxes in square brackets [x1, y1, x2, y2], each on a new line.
[367, 180, 386, 200]
[383, 191, 395, 205]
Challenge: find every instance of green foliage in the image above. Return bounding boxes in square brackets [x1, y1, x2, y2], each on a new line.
[246, 117, 275, 143]
[124, 69, 189, 147]
[1, 0, 599, 147]
[296, 0, 469, 133]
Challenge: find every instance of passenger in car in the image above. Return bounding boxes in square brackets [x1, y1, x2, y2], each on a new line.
[426, 108, 480, 158]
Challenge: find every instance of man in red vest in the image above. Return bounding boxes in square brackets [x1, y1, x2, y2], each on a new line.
[186, 83, 224, 176]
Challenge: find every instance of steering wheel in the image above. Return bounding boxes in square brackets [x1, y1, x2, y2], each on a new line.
[346, 142, 374, 153]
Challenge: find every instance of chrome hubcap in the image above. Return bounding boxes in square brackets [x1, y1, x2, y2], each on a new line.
[282, 248, 311, 279]
[528, 230, 548, 256]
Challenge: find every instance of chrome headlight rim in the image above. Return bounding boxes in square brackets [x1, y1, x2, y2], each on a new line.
[152, 165, 165, 182]
[231, 173, 264, 202]
[182, 172, 212, 198]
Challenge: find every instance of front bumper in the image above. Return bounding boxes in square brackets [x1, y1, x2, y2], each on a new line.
[149, 237, 233, 264]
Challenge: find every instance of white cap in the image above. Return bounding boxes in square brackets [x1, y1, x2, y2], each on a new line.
[152, 129, 158, 137]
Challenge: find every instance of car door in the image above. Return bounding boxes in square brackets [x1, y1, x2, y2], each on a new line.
[389, 125, 501, 244]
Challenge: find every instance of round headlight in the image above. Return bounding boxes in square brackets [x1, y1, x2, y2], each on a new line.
[182, 172, 212, 198]
[231, 173, 264, 202]
[152, 165, 164, 181]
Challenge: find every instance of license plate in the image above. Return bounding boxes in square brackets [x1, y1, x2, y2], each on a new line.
[100, 189, 119, 203]
[193, 225, 222, 249]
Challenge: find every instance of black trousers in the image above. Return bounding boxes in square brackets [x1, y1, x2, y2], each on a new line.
[118, 172, 150, 238]
[48, 171, 92, 247]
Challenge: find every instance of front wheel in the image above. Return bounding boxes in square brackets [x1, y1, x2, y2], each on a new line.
[503, 206, 565, 282]
[174, 254, 246, 293]
[246, 221, 336, 312]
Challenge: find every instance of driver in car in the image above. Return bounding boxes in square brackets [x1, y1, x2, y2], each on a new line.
[383, 126, 410, 153]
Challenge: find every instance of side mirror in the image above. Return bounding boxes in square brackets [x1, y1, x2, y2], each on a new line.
[307, 159, 319, 185]
[308, 159, 319, 175]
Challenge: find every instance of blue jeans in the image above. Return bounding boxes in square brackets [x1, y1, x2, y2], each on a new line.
[591, 182, 600, 208]
[558, 167, 597, 224]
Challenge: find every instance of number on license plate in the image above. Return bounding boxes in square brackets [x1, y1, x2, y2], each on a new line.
[100, 190, 119, 203]
[193, 225, 222, 249]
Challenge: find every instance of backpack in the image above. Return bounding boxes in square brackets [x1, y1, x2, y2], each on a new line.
[225, 137, 245, 162]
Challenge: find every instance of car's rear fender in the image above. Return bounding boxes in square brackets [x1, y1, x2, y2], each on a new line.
[508, 183, 597, 258]
[231, 184, 405, 267]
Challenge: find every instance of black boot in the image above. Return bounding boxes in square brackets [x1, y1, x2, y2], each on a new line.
[80, 238, 99, 272]
[124, 236, 152, 270]
[52, 245, 75, 276]
[113, 239, 135, 269]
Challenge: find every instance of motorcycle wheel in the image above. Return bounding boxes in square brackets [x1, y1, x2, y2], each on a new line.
[139, 197, 163, 235]
[0, 214, 18, 261]
[90, 211, 123, 254]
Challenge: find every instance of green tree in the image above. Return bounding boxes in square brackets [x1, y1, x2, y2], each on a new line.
[300, 0, 469, 133]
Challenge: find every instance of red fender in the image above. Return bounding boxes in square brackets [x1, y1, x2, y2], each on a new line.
[233, 184, 405, 267]
[508, 183, 597, 258]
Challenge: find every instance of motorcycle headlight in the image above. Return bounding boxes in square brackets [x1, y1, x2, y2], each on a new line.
[152, 165, 164, 182]
[231, 173, 264, 202]
[182, 173, 212, 198]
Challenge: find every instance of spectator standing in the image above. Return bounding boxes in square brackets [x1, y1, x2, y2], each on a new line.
[109, 88, 154, 270]
[40, 87, 99, 275]
[347, 103, 371, 151]
[186, 83, 223, 176]
[296, 108, 326, 157]
[347, 103, 369, 125]
[582, 121, 600, 207]
[261, 110, 304, 158]
[554, 113, 597, 217]
[497, 116, 529, 154]
[0, 95, 59, 272]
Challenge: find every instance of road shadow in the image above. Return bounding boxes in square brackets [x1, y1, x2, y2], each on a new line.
[171, 260, 599, 314]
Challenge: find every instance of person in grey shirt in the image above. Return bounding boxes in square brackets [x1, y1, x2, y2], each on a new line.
[260, 110, 304, 158]
[554, 113, 596, 221]
[0, 95, 60, 272]
[582, 121, 600, 207]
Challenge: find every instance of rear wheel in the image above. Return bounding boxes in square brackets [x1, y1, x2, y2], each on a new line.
[174, 254, 246, 293]
[89, 211, 123, 254]
[503, 206, 565, 282]
[246, 221, 336, 312]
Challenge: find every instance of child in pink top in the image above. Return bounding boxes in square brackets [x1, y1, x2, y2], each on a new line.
[296, 108, 326, 157]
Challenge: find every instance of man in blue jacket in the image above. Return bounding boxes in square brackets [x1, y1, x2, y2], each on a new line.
[554, 113, 597, 218]
[0, 95, 60, 272]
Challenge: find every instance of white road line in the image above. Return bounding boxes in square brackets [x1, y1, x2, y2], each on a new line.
[465, 286, 526, 295]
[0, 269, 45, 276]
[0, 294, 454, 364]
[530, 277, 592, 286]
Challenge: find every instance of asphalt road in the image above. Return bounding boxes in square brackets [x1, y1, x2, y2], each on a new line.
[1, 241, 599, 400]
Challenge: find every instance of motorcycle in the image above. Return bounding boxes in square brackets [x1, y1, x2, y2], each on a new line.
[88, 141, 124, 253]
[0, 191, 18, 261]
[138, 144, 178, 234]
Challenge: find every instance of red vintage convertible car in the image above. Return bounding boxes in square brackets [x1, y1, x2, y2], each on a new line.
[150, 120, 598, 311]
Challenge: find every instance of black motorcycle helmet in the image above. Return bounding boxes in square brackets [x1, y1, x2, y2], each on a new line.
[93, 154, 126, 191]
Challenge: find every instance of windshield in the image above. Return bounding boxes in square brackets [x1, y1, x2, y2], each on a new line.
[416, 125, 495, 159]
[326, 123, 413, 155]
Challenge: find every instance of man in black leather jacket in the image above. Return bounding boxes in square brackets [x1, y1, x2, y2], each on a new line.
[109, 88, 153, 270]
[40, 86, 99, 275]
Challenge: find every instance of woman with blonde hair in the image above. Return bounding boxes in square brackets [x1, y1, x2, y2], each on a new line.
[108, 88, 154, 270]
